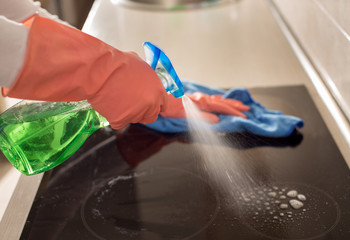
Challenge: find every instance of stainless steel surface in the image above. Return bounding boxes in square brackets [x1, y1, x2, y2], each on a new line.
[117, 0, 230, 10]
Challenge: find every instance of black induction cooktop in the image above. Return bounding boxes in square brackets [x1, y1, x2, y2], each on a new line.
[20, 85, 350, 240]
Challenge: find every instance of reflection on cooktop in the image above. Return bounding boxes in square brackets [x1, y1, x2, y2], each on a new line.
[20, 86, 350, 240]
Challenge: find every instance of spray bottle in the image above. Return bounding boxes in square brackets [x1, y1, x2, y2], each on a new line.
[0, 42, 184, 175]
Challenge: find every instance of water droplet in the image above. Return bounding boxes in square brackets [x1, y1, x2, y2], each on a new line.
[289, 199, 304, 209]
[279, 203, 288, 209]
[268, 192, 277, 198]
[287, 190, 298, 198]
[297, 194, 307, 201]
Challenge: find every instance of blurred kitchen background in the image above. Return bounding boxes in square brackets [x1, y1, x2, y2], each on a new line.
[37, 0, 94, 29]
[11, 0, 350, 124]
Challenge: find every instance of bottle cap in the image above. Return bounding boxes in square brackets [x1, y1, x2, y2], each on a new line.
[143, 42, 184, 98]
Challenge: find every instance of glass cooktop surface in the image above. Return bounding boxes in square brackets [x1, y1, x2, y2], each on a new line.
[21, 86, 350, 240]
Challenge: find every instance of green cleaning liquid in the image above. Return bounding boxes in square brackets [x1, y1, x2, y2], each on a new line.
[0, 101, 108, 175]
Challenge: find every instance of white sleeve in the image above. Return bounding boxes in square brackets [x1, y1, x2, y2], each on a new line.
[0, 0, 72, 88]
[0, 16, 28, 88]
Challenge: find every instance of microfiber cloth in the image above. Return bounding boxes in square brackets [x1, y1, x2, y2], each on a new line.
[144, 81, 304, 138]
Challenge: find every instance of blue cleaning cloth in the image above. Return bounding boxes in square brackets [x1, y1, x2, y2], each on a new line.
[145, 81, 304, 138]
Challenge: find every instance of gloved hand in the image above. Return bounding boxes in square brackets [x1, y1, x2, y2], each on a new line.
[161, 92, 250, 123]
[2, 14, 168, 129]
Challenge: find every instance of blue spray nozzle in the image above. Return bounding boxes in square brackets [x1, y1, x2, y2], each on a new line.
[143, 42, 184, 98]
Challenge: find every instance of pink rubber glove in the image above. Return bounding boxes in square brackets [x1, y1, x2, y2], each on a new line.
[161, 92, 250, 123]
[2, 14, 168, 129]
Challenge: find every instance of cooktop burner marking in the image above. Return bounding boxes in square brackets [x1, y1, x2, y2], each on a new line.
[237, 183, 340, 240]
[81, 167, 220, 240]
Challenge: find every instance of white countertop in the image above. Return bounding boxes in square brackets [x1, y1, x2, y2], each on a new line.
[1, 0, 349, 239]
[83, 0, 308, 89]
